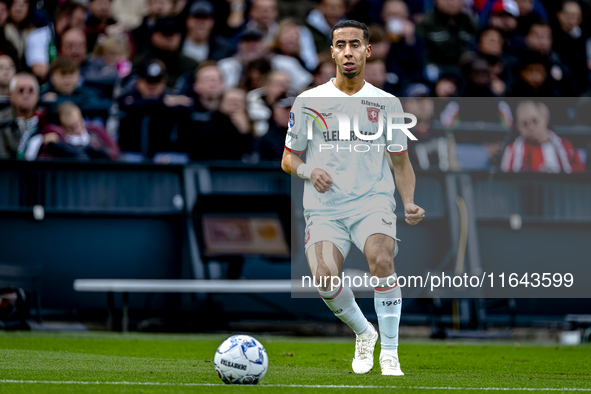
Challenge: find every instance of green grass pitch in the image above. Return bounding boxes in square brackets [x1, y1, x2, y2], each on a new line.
[0, 331, 590, 393]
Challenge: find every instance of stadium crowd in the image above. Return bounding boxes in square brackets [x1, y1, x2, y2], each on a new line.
[0, 0, 589, 172]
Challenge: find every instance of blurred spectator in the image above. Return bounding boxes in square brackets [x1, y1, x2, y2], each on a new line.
[25, 0, 87, 81]
[461, 55, 496, 97]
[178, 61, 252, 160]
[512, 50, 561, 96]
[256, 94, 292, 160]
[4, 0, 36, 66]
[89, 33, 132, 96]
[60, 28, 87, 65]
[0, 73, 46, 159]
[501, 100, 584, 173]
[219, 27, 312, 93]
[219, 28, 267, 88]
[243, 0, 279, 42]
[311, 55, 336, 87]
[40, 56, 112, 120]
[477, 27, 517, 94]
[86, 0, 118, 52]
[380, 0, 425, 95]
[133, 17, 199, 88]
[117, 59, 191, 158]
[416, 0, 476, 82]
[368, 25, 390, 60]
[302, 0, 346, 54]
[270, 18, 318, 72]
[219, 87, 252, 136]
[483, 54, 509, 96]
[514, 0, 548, 35]
[39, 101, 119, 160]
[131, 0, 174, 54]
[487, 0, 526, 55]
[524, 20, 577, 96]
[365, 57, 389, 91]
[480, 0, 549, 28]
[111, 0, 148, 30]
[61, 28, 127, 97]
[182, 1, 234, 64]
[477, 26, 504, 58]
[0, 0, 19, 69]
[403, 87, 460, 171]
[0, 55, 16, 109]
[434, 71, 461, 97]
[553, 0, 589, 95]
[239, 57, 272, 92]
[247, 69, 290, 136]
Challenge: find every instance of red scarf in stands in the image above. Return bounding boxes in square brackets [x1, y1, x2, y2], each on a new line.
[501, 131, 585, 173]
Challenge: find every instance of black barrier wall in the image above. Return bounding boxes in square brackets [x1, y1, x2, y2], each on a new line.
[0, 160, 590, 323]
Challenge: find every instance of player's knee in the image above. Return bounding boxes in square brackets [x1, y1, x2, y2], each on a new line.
[370, 252, 394, 276]
[314, 265, 332, 282]
[315, 264, 338, 290]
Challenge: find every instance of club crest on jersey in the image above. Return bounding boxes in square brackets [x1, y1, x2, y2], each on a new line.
[367, 107, 380, 123]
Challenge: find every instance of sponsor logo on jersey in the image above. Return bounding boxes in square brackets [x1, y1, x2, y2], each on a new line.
[289, 112, 295, 128]
[361, 100, 386, 110]
[367, 107, 380, 123]
[382, 218, 392, 227]
[304, 107, 417, 141]
[287, 131, 299, 140]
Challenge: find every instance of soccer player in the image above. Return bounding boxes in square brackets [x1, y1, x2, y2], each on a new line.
[281, 20, 425, 376]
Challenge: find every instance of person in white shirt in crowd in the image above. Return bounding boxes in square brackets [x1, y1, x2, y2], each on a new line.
[247, 69, 290, 137]
[25, 0, 87, 82]
[218, 27, 312, 93]
[269, 18, 318, 72]
[4, 0, 36, 64]
[182, 1, 234, 64]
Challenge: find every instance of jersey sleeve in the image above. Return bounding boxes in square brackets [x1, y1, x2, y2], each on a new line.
[387, 96, 408, 155]
[284, 95, 308, 154]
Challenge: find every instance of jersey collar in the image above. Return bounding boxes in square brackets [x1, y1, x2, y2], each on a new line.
[329, 78, 368, 97]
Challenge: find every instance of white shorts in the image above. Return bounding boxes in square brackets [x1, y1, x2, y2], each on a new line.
[304, 208, 399, 260]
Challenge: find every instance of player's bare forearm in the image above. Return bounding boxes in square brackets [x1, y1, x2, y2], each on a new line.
[281, 148, 304, 176]
[389, 152, 415, 206]
[389, 151, 425, 225]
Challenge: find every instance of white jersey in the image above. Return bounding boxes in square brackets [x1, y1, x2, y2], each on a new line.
[285, 79, 408, 220]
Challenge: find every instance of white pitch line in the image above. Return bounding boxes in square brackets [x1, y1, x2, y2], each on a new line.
[0, 380, 590, 391]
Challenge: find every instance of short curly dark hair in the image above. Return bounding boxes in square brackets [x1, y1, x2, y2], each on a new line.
[331, 20, 369, 44]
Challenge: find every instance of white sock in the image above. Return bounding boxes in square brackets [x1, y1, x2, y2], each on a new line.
[359, 321, 375, 337]
[318, 283, 370, 335]
[374, 275, 402, 358]
[380, 348, 399, 359]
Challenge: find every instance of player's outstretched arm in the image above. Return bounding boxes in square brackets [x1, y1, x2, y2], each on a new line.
[388, 151, 425, 225]
[281, 148, 334, 194]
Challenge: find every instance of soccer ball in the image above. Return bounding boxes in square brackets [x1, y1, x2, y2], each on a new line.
[214, 335, 268, 384]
